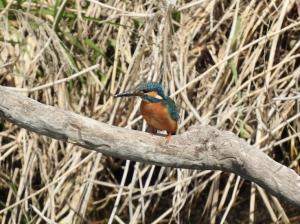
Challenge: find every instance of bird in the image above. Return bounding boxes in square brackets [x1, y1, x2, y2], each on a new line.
[115, 82, 179, 142]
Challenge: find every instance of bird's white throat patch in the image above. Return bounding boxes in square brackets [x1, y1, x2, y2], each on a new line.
[154, 94, 163, 100]
[147, 91, 163, 100]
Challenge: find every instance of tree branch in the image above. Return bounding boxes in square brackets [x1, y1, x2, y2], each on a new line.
[0, 86, 300, 208]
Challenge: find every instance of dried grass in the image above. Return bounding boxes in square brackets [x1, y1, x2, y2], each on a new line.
[0, 0, 300, 223]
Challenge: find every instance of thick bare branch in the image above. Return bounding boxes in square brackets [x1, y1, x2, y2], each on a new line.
[0, 86, 300, 208]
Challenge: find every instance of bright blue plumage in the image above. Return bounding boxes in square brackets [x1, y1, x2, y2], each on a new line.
[163, 97, 180, 121]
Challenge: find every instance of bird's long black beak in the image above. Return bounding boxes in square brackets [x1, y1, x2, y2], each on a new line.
[114, 90, 143, 98]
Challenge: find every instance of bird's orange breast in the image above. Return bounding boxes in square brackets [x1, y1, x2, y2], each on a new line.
[140, 101, 177, 134]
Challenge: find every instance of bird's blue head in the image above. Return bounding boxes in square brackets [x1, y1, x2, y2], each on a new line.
[115, 82, 166, 103]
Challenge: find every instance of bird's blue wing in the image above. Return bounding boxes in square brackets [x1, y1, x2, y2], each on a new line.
[164, 97, 180, 121]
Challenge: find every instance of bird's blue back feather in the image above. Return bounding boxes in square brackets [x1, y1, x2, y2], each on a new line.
[163, 97, 180, 121]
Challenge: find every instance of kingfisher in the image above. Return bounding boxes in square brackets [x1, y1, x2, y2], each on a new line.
[115, 82, 179, 142]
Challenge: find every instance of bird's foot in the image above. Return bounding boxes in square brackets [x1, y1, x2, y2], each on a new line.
[165, 134, 172, 143]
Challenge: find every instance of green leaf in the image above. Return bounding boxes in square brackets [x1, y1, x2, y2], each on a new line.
[171, 10, 181, 32]
[172, 10, 181, 23]
[84, 38, 105, 56]
[239, 119, 245, 138]
[232, 16, 241, 48]
[53, 0, 68, 31]
[229, 60, 238, 84]
[0, 0, 7, 8]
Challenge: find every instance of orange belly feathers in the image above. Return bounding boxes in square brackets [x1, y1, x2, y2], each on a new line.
[140, 101, 177, 134]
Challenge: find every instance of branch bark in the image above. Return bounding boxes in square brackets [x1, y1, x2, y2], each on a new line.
[0, 86, 300, 208]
